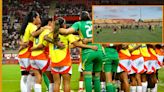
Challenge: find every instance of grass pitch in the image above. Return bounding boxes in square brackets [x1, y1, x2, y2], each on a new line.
[93, 27, 162, 43]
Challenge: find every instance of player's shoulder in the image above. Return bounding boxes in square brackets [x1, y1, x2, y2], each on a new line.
[74, 21, 81, 24]
[40, 29, 50, 37]
[28, 22, 37, 28]
[85, 20, 92, 24]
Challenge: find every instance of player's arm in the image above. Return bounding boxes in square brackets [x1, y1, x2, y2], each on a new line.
[102, 43, 117, 48]
[19, 39, 29, 47]
[82, 38, 92, 44]
[71, 37, 97, 50]
[122, 44, 129, 49]
[129, 45, 142, 53]
[18, 38, 29, 52]
[31, 27, 44, 37]
[44, 34, 55, 44]
[59, 28, 75, 35]
[72, 41, 97, 50]
[20, 32, 29, 46]
[18, 46, 24, 52]
[44, 34, 65, 49]
[44, 34, 59, 45]
[18, 42, 28, 52]
[31, 44, 45, 51]
[59, 22, 79, 35]
[68, 34, 97, 50]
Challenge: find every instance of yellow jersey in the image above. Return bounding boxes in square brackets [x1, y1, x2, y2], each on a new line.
[48, 33, 78, 67]
[119, 49, 131, 60]
[31, 29, 51, 60]
[128, 44, 141, 55]
[140, 44, 150, 57]
[19, 22, 37, 58]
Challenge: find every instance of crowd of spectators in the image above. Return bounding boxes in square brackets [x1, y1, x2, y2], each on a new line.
[3, 16, 20, 51]
[3, 0, 51, 50]
[55, 4, 86, 16]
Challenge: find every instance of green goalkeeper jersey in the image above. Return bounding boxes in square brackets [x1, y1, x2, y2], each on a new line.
[71, 20, 102, 53]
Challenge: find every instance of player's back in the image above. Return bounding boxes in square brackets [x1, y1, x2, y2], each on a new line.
[78, 20, 92, 39]
[78, 20, 103, 53]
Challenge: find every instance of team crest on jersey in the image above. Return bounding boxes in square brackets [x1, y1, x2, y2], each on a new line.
[53, 45, 58, 50]
[35, 38, 39, 44]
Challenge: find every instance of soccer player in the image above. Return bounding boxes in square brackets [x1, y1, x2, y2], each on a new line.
[59, 11, 104, 92]
[113, 27, 117, 34]
[139, 44, 153, 92]
[96, 25, 102, 34]
[148, 24, 152, 32]
[128, 44, 144, 92]
[101, 43, 119, 92]
[18, 11, 42, 92]
[117, 44, 131, 92]
[30, 18, 55, 92]
[147, 44, 158, 92]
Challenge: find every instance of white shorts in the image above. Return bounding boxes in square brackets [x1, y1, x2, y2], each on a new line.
[152, 60, 158, 72]
[117, 59, 131, 73]
[144, 60, 156, 74]
[30, 59, 51, 72]
[156, 55, 164, 69]
[78, 63, 83, 72]
[130, 57, 145, 74]
[51, 66, 72, 74]
[19, 58, 31, 71]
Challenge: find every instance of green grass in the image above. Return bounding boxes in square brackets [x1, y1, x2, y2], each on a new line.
[157, 68, 164, 92]
[2, 64, 80, 92]
[94, 27, 162, 43]
[2, 64, 164, 92]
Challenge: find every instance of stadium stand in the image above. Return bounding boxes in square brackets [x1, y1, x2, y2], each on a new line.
[3, 0, 51, 50]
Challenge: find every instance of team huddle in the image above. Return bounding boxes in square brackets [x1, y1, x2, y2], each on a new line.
[18, 10, 164, 92]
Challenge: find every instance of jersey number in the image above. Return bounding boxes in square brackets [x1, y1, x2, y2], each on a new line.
[85, 25, 92, 38]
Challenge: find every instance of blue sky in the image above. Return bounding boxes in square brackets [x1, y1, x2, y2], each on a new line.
[93, 6, 162, 21]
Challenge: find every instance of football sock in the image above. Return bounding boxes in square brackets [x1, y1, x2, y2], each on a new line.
[84, 74, 92, 92]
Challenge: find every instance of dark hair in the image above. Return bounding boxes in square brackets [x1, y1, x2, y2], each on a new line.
[155, 44, 162, 49]
[80, 11, 91, 21]
[20, 11, 39, 36]
[41, 18, 53, 27]
[56, 17, 66, 28]
[147, 44, 154, 48]
[35, 18, 53, 38]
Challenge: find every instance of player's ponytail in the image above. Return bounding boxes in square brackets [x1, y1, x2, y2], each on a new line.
[20, 11, 39, 36]
[53, 19, 60, 33]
